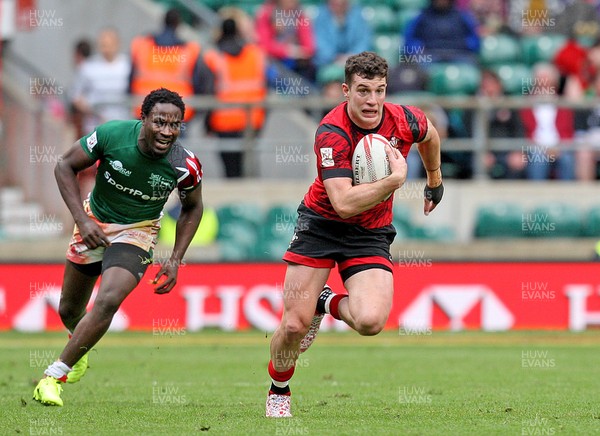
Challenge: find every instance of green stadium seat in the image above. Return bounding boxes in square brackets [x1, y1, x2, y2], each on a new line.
[491, 63, 532, 95]
[409, 225, 455, 241]
[584, 205, 600, 237]
[426, 63, 481, 96]
[526, 203, 582, 238]
[395, 0, 428, 10]
[374, 34, 401, 67]
[393, 204, 413, 233]
[253, 237, 290, 261]
[474, 203, 526, 238]
[521, 34, 567, 65]
[260, 203, 297, 241]
[317, 63, 345, 85]
[219, 238, 251, 261]
[216, 203, 264, 230]
[479, 34, 522, 66]
[217, 221, 258, 246]
[362, 5, 399, 33]
[397, 8, 421, 33]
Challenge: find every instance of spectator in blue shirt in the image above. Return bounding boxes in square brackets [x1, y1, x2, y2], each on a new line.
[313, 0, 372, 71]
[403, 0, 480, 65]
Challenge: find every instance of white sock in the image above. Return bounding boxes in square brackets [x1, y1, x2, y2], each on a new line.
[44, 361, 72, 379]
[271, 379, 289, 389]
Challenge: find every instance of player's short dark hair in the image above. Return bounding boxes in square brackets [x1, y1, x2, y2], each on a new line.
[345, 51, 388, 86]
[140, 88, 186, 120]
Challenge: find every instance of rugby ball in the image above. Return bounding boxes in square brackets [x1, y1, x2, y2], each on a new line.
[352, 134, 391, 185]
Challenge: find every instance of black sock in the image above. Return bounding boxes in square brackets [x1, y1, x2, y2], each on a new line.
[269, 383, 290, 395]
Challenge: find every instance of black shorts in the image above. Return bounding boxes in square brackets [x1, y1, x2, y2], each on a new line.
[283, 202, 396, 282]
[69, 243, 152, 283]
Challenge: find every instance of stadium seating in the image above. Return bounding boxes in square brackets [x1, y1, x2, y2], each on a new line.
[491, 63, 532, 95]
[526, 203, 583, 238]
[396, 8, 421, 33]
[426, 63, 481, 95]
[474, 202, 526, 238]
[479, 34, 522, 67]
[520, 33, 567, 65]
[584, 205, 600, 237]
[316, 63, 345, 85]
[361, 5, 399, 34]
[409, 225, 456, 241]
[374, 33, 402, 67]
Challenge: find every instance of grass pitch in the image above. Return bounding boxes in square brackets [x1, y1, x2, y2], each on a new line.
[1, 330, 600, 435]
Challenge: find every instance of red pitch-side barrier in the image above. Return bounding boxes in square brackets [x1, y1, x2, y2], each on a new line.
[1, 262, 600, 332]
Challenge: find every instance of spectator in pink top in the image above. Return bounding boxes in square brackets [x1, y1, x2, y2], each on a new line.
[256, 0, 316, 86]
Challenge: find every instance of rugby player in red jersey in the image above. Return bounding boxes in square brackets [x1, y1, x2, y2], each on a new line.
[33, 88, 203, 406]
[265, 52, 444, 417]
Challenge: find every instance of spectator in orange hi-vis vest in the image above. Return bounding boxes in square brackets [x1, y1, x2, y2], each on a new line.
[201, 15, 267, 178]
[129, 8, 206, 124]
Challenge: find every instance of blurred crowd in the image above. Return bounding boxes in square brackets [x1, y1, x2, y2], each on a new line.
[66, 0, 600, 181]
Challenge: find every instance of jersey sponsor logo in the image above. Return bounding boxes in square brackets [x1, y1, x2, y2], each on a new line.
[86, 131, 98, 152]
[104, 171, 171, 201]
[109, 160, 132, 176]
[320, 147, 334, 168]
[148, 173, 175, 192]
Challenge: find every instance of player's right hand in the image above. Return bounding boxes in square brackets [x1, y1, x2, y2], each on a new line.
[78, 219, 110, 249]
[385, 144, 407, 188]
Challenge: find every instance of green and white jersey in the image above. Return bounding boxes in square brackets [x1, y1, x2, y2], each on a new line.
[80, 120, 202, 224]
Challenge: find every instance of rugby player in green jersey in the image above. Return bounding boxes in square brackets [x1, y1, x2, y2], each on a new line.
[33, 88, 204, 406]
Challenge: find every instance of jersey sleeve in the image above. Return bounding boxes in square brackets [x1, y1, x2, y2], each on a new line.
[315, 123, 353, 180]
[175, 148, 203, 191]
[79, 123, 109, 160]
[401, 105, 429, 143]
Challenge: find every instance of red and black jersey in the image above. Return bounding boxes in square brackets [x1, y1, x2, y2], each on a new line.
[303, 101, 428, 229]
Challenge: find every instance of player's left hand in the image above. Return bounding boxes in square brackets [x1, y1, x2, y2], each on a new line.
[151, 261, 179, 294]
[424, 166, 443, 216]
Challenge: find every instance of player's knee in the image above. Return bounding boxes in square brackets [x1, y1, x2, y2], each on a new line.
[91, 291, 123, 317]
[354, 314, 386, 336]
[281, 317, 310, 342]
[58, 302, 84, 326]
